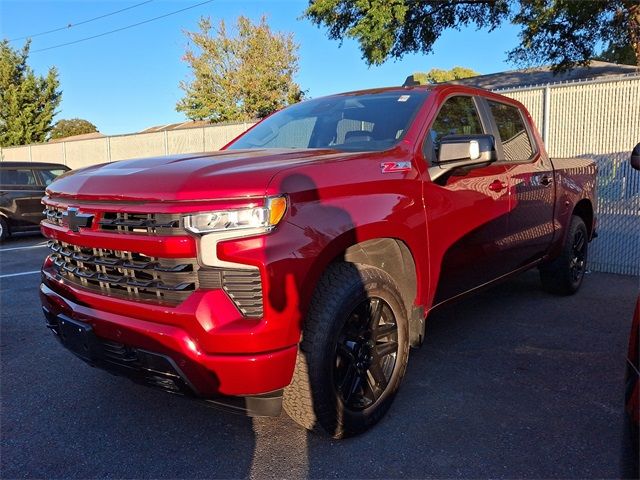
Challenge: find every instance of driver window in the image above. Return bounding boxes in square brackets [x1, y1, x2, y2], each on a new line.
[428, 96, 484, 157]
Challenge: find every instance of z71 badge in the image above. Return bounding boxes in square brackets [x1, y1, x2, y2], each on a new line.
[380, 161, 412, 173]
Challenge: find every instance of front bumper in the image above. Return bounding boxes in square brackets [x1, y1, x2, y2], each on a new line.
[39, 278, 298, 415]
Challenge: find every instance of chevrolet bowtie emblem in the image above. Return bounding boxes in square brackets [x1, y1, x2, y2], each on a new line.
[62, 207, 93, 232]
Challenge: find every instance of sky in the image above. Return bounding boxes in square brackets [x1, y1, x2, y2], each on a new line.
[1, 0, 523, 136]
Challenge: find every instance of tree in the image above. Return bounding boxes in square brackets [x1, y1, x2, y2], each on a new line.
[509, 1, 640, 70]
[304, 0, 640, 72]
[49, 118, 98, 140]
[597, 42, 637, 65]
[409, 67, 480, 85]
[0, 40, 62, 147]
[177, 16, 303, 122]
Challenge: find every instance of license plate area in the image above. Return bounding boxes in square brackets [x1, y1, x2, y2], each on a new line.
[58, 316, 98, 361]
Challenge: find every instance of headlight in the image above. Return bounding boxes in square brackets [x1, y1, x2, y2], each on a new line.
[183, 196, 287, 235]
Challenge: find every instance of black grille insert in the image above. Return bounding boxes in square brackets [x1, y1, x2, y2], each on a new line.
[99, 212, 182, 235]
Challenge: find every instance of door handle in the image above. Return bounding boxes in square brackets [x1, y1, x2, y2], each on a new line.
[488, 179, 507, 192]
[540, 175, 553, 186]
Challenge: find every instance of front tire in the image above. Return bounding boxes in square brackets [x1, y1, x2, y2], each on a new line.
[284, 262, 409, 438]
[539, 215, 588, 295]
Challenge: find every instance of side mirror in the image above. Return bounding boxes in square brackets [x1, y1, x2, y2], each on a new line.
[438, 134, 496, 165]
[631, 143, 640, 171]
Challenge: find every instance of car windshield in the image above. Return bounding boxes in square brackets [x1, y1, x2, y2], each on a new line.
[39, 168, 68, 186]
[227, 90, 429, 152]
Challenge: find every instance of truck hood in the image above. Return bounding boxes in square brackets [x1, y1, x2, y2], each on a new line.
[47, 148, 355, 203]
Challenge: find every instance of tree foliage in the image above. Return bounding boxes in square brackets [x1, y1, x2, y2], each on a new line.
[304, 0, 640, 72]
[409, 67, 480, 85]
[597, 42, 637, 66]
[0, 40, 62, 147]
[49, 118, 98, 140]
[509, 0, 640, 70]
[177, 16, 304, 122]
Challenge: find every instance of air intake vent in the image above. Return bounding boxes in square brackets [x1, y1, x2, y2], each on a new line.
[221, 269, 263, 318]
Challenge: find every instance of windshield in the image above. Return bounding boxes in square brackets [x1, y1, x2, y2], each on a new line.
[227, 90, 429, 152]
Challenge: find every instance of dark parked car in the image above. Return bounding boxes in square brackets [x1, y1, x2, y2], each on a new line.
[0, 162, 70, 241]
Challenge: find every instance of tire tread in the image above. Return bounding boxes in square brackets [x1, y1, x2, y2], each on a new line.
[539, 215, 588, 295]
[283, 262, 407, 438]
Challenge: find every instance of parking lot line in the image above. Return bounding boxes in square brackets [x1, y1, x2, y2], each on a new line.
[0, 243, 48, 253]
[0, 270, 41, 279]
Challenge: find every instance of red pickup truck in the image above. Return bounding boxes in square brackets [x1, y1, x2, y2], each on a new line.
[39, 84, 596, 437]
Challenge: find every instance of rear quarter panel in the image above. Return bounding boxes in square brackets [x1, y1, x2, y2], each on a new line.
[548, 157, 598, 256]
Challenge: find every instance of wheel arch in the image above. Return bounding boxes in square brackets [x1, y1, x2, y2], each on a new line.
[308, 233, 425, 347]
[572, 198, 594, 238]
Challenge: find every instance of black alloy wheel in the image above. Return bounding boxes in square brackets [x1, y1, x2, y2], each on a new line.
[334, 297, 398, 411]
[283, 262, 410, 438]
[539, 215, 588, 295]
[569, 228, 587, 283]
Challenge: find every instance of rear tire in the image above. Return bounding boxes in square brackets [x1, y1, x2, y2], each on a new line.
[0, 217, 9, 242]
[539, 215, 588, 295]
[283, 262, 409, 438]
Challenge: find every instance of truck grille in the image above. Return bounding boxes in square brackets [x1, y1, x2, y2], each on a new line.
[42, 207, 182, 235]
[43, 205, 64, 226]
[98, 212, 182, 235]
[48, 240, 198, 304]
[46, 240, 264, 315]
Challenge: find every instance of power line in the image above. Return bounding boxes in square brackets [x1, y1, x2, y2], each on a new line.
[31, 0, 214, 53]
[9, 0, 155, 42]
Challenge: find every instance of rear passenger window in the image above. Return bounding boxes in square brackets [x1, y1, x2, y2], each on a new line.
[488, 101, 535, 161]
[0, 169, 38, 186]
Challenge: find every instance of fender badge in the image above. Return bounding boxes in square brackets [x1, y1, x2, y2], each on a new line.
[381, 161, 412, 173]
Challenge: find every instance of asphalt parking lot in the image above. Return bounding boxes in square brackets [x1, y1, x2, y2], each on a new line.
[1, 233, 638, 479]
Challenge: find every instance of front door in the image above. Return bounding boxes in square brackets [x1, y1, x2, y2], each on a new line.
[422, 95, 512, 305]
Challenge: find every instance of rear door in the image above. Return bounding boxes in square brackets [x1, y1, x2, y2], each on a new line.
[483, 99, 555, 270]
[422, 95, 512, 305]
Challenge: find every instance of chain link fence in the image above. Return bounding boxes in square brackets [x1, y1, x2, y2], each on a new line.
[500, 75, 640, 275]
